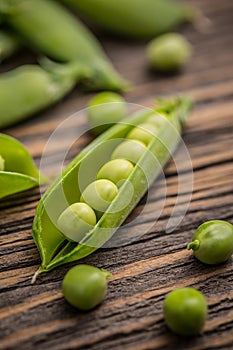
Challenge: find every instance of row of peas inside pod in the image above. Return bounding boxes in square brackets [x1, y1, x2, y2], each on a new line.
[57, 113, 166, 243]
[32, 96, 192, 274]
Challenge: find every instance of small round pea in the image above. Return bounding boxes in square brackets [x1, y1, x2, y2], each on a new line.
[96, 158, 134, 186]
[126, 123, 157, 146]
[146, 114, 165, 128]
[187, 220, 233, 265]
[80, 179, 118, 212]
[0, 155, 5, 171]
[87, 92, 127, 135]
[163, 288, 208, 336]
[57, 203, 96, 242]
[111, 139, 147, 164]
[62, 264, 110, 310]
[147, 33, 192, 72]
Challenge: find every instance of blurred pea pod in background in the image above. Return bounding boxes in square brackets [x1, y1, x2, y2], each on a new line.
[0, 30, 20, 62]
[61, 0, 196, 39]
[0, 62, 89, 129]
[0, 0, 127, 91]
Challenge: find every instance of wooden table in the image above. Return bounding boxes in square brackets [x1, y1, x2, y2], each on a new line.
[1, 0, 233, 348]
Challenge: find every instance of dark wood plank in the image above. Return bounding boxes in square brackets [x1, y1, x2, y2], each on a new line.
[1, 0, 233, 349]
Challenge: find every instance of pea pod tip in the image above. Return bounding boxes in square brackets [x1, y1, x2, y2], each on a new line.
[187, 240, 200, 251]
[31, 267, 42, 284]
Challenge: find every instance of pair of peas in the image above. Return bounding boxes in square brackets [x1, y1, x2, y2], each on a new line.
[63, 220, 233, 337]
[163, 219, 233, 336]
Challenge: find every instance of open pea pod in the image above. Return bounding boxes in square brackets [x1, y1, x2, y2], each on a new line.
[32, 97, 192, 276]
[0, 133, 46, 199]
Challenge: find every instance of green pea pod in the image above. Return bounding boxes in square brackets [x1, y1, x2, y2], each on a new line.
[0, 29, 20, 62]
[0, 0, 127, 91]
[61, 0, 195, 39]
[0, 133, 46, 199]
[32, 96, 192, 277]
[0, 63, 87, 129]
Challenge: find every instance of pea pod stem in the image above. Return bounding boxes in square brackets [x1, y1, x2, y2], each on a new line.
[32, 96, 192, 275]
[0, 0, 128, 91]
[31, 266, 44, 284]
[187, 240, 200, 251]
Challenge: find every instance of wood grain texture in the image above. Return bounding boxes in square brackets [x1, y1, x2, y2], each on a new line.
[1, 0, 233, 349]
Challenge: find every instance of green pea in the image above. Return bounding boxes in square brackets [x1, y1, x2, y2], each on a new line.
[96, 159, 134, 186]
[87, 92, 127, 135]
[111, 139, 147, 164]
[126, 123, 158, 146]
[80, 179, 118, 213]
[147, 33, 192, 72]
[57, 203, 96, 242]
[62, 264, 110, 310]
[163, 288, 208, 336]
[0, 155, 5, 171]
[187, 220, 233, 265]
[146, 114, 165, 128]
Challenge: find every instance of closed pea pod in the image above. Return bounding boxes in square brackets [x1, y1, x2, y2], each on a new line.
[0, 133, 46, 199]
[187, 220, 233, 265]
[0, 0, 127, 91]
[32, 96, 192, 277]
[61, 0, 195, 39]
[0, 64, 84, 129]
